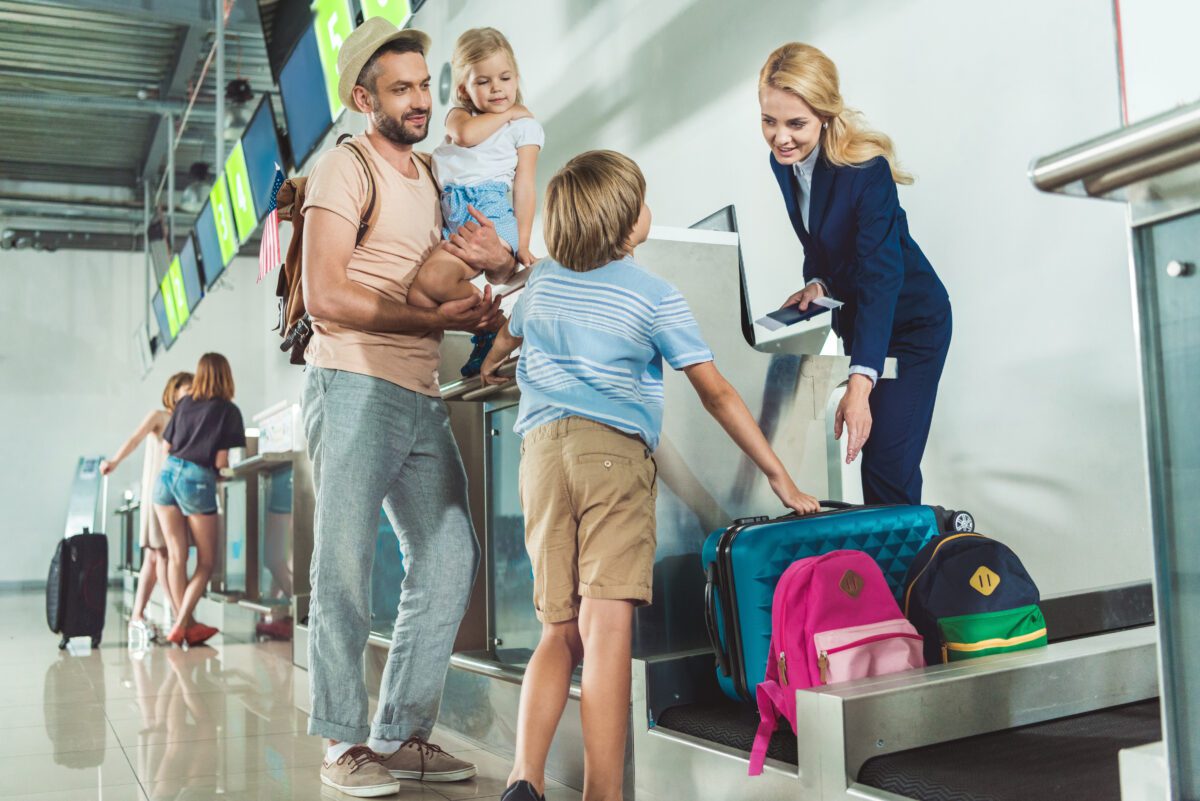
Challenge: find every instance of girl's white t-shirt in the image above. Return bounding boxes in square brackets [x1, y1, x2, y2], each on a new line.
[432, 115, 545, 189]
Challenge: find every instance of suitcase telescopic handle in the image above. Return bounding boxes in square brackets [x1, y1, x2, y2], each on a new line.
[703, 563, 731, 677]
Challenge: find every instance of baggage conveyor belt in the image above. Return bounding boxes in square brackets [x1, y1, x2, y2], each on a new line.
[656, 698, 1160, 801]
[640, 625, 1158, 801]
[857, 699, 1160, 801]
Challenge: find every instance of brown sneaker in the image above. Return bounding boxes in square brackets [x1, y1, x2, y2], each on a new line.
[377, 737, 477, 782]
[320, 745, 401, 797]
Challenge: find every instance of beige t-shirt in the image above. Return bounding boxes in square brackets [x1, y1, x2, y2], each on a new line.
[302, 134, 444, 396]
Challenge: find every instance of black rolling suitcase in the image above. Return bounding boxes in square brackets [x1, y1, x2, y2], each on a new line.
[47, 530, 108, 649]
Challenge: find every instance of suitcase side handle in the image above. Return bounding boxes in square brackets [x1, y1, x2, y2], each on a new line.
[704, 563, 731, 678]
[758, 500, 857, 525]
[818, 500, 853, 509]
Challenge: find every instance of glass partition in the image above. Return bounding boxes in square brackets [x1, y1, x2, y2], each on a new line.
[1134, 210, 1200, 798]
[486, 404, 541, 665]
[257, 464, 295, 608]
[223, 480, 249, 596]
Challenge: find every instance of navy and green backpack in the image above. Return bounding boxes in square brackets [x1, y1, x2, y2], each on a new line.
[902, 532, 1046, 665]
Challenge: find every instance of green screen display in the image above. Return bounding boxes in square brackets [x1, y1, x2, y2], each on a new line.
[312, 0, 354, 118]
[168, 257, 190, 329]
[160, 271, 180, 336]
[225, 141, 258, 244]
[361, 0, 411, 27]
[209, 174, 238, 267]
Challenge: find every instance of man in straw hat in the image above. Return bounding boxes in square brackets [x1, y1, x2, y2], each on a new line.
[302, 17, 517, 797]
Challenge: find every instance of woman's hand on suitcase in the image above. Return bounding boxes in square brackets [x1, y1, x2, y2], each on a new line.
[770, 474, 821, 516]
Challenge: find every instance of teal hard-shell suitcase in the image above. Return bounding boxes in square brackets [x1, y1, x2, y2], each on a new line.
[702, 502, 972, 701]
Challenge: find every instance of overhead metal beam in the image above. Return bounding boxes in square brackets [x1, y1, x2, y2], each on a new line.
[28, 0, 263, 33]
[162, 21, 206, 99]
[0, 160, 137, 186]
[0, 89, 215, 117]
[0, 196, 144, 219]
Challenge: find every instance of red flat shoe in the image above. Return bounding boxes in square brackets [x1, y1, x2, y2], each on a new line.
[185, 623, 219, 647]
[165, 625, 187, 647]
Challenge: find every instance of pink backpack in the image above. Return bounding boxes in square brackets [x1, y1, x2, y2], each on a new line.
[749, 550, 924, 775]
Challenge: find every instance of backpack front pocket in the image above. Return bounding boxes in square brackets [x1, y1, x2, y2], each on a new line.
[812, 619, 924, 685]
[937, 604, 1047, 663]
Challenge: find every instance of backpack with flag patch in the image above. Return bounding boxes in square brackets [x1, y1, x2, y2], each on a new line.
[902, 532, 1046, 665]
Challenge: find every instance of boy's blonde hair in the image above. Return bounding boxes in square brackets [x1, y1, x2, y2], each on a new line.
[544, 150, 646, 273]
[452, 27, 522, 113]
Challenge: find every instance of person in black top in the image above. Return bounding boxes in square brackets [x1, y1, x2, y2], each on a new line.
[153, 352, 246, 647]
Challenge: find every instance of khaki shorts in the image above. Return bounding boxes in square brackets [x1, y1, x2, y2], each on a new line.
[519, 417, 658, 622]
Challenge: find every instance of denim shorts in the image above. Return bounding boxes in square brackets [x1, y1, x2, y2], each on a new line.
[153, 455, 218, 515]
[440, 182, 519, 254]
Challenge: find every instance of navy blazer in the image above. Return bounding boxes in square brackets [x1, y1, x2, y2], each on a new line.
[770, 153, 950, 375]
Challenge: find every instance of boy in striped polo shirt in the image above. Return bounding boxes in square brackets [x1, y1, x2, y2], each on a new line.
[480, 150, 818, 801]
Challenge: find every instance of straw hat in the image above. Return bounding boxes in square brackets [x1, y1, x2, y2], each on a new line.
[337, 17, 431, 111]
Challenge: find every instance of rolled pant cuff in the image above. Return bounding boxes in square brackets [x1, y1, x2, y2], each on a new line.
[371, 720, 433, 742]
[308, 715, 370, 744]
[535, 605, 580, 623]
[579, 582, 651, 606]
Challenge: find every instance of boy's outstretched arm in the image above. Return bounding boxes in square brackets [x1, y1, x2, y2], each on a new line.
[480, 320, 523, 385]
[683, 361, 821, 515]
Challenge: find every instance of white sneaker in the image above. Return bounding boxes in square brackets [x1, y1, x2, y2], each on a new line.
[127, 620, 151, 650]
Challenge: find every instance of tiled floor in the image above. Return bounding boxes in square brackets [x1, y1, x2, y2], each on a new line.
[1, 591, 582, 801]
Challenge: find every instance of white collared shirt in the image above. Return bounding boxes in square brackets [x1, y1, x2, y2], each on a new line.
[791, 142, 820, 231]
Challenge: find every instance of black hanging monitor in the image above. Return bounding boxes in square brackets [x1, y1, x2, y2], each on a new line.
[194, 200, 225, 289]
[279, 22, 333, 170]
[152, 289, 174, 350]
[178, 234, 204, 312]
[242, 96, 285, 220]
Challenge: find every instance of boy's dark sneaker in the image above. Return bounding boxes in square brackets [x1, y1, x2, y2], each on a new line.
[500, 780, 544, 801]
[460, 331, 498, 377]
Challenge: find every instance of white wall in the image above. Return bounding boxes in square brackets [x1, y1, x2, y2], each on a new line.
[1, 0, 1152, 593]
[0, 248, 292, 584]
[1118, 0, 1200, 122]
[1, 249, 142, 583]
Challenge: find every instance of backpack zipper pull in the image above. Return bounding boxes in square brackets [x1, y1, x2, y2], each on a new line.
[778, 651, 788, 685]
[818, 652, 829, 684]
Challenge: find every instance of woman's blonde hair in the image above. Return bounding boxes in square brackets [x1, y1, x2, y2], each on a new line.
[162, 371, 193, 411]
[544, 150, 646, 273]
[451, 27, 522, 113]
[759, 43, 912, 184]
[191, 353, 235, 402]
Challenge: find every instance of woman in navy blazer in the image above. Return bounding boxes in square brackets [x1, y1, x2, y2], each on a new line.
[759, 43, 952, 506]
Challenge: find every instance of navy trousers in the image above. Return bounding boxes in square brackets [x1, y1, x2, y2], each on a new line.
[858, 312, 952, 506]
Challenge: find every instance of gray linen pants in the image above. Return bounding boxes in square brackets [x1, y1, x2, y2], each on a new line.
[302, 367, 479, 743]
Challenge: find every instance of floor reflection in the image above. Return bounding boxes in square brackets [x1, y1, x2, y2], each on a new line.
[3, 590, 580, 800]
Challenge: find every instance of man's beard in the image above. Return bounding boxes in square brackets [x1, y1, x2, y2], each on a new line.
[371, 97, 428, 145]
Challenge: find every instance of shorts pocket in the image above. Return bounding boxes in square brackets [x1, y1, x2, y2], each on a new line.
[576, 453, 634, 469]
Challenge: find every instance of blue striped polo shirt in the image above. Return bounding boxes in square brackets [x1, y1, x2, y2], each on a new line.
[507, 256, 713, 450]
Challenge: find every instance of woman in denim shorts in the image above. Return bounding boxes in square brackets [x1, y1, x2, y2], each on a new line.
[154, 353, 246, 647]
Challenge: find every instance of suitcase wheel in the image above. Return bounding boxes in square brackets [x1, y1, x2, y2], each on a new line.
[59, 637, 68, 650]
[91, 636, 102, 649]
[952, 511, 976, 533]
